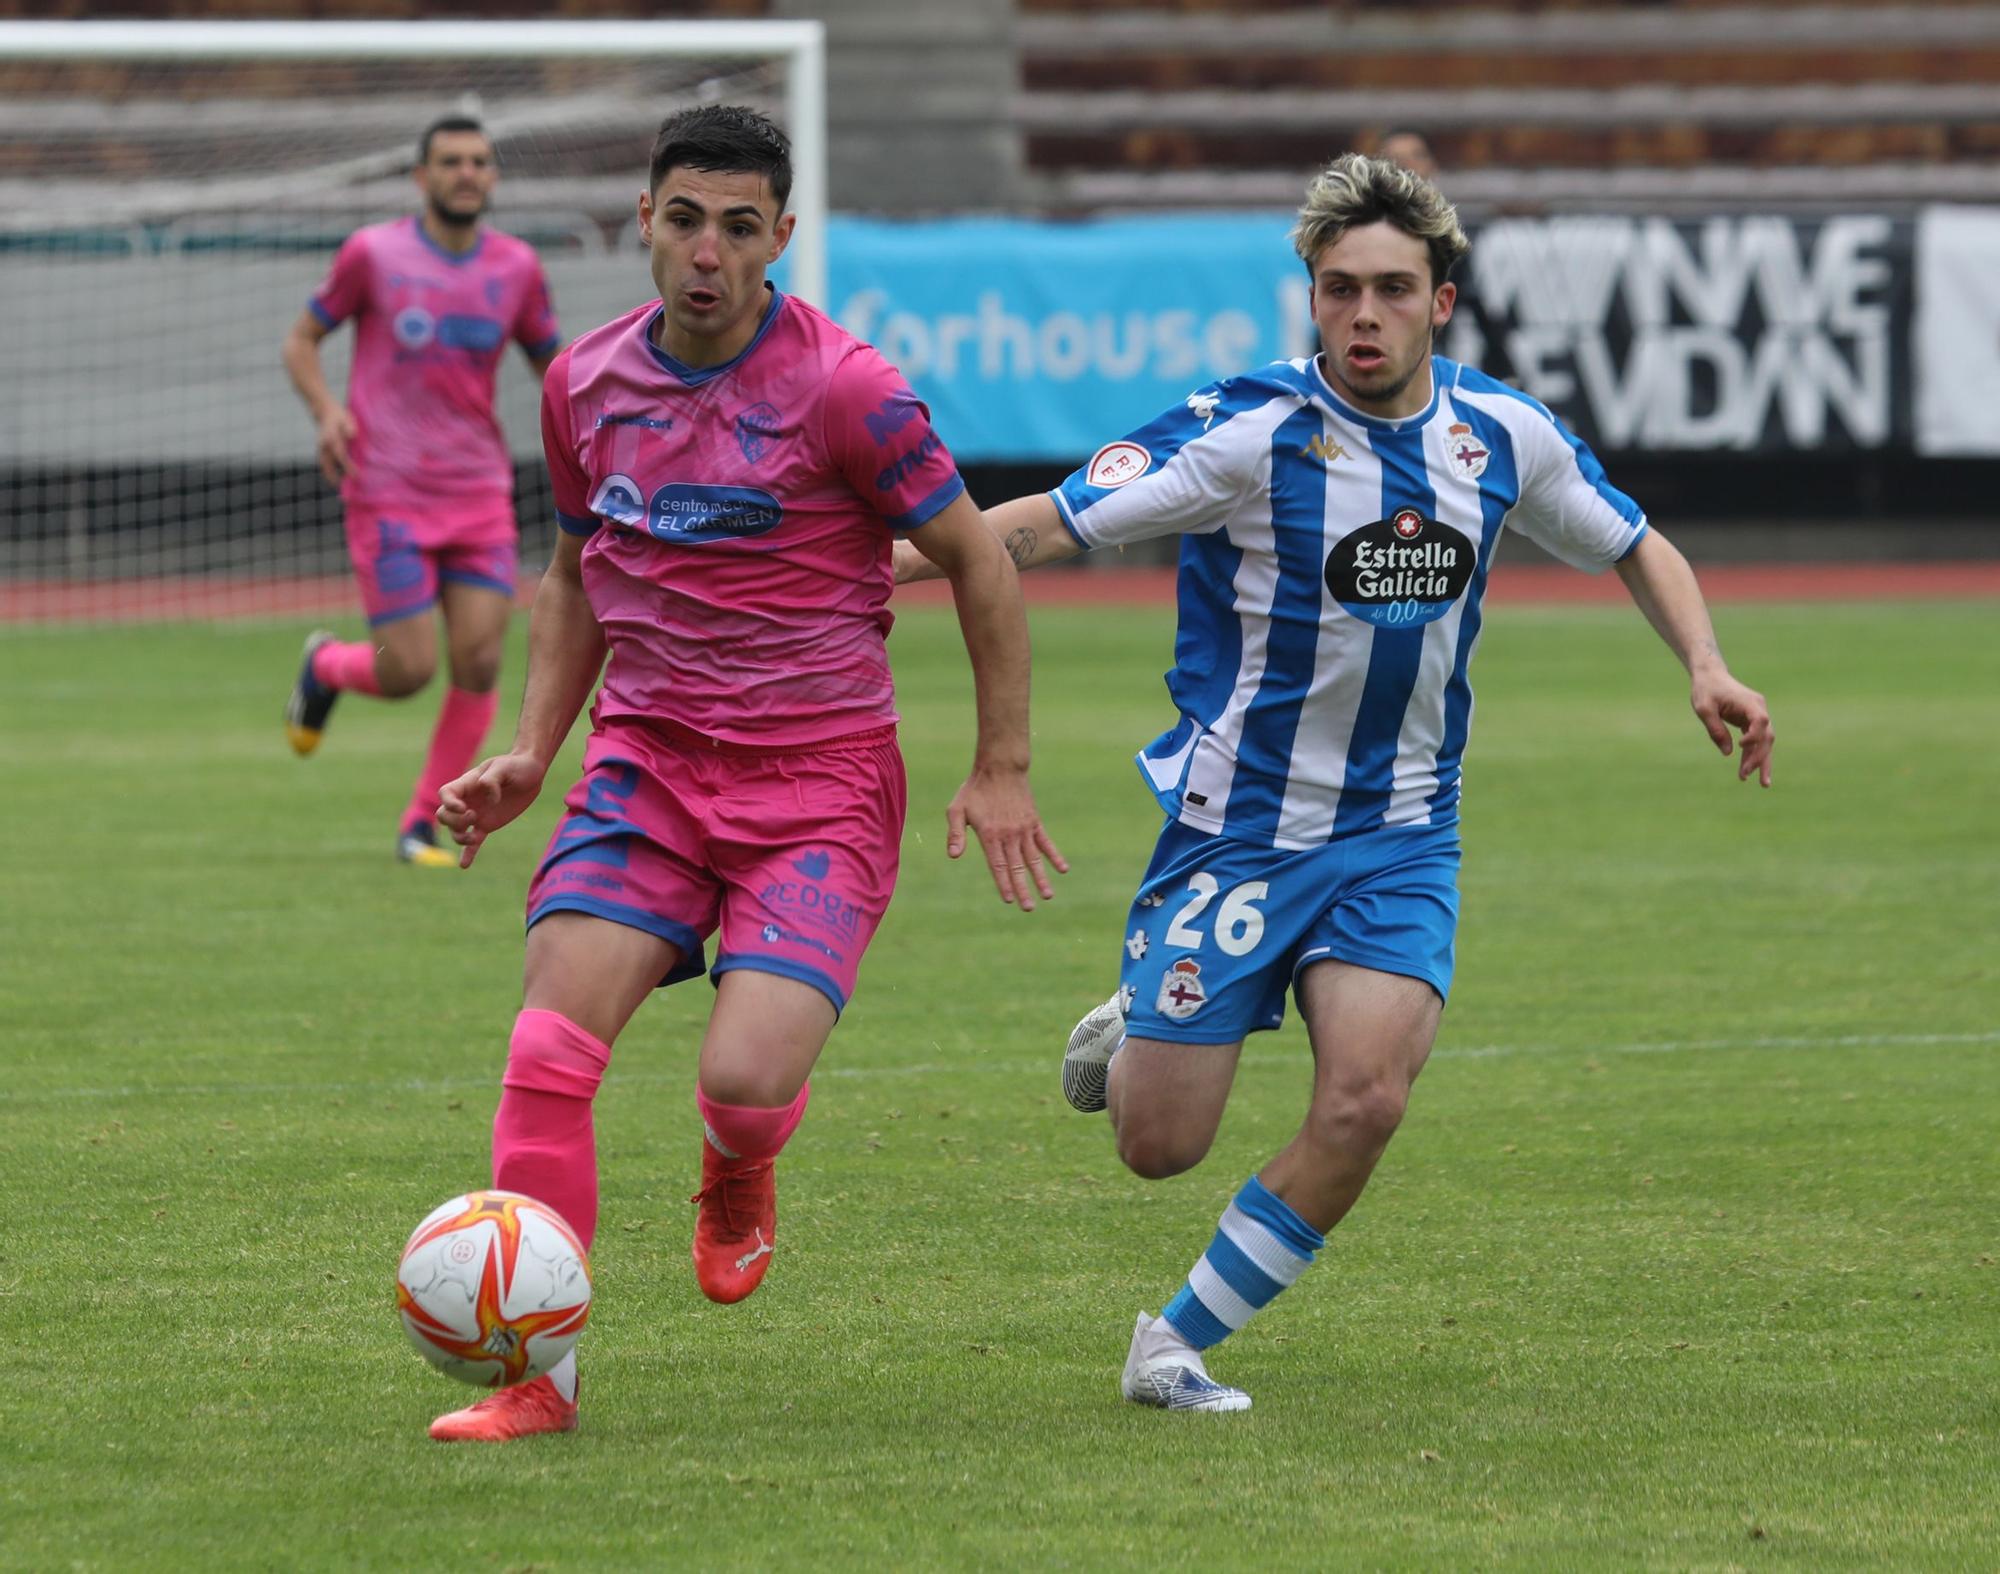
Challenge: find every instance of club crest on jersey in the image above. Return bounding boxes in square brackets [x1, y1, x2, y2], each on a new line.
[1324, 511, 1477, 629]
[1156, 959, 1207, 1021]
[1445, 423, 1490, 482]
[1086, 441, 1150, 490]
[735, 402, 783, 464]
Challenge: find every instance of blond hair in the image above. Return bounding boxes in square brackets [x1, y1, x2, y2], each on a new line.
[1291, 153, 1469, 286]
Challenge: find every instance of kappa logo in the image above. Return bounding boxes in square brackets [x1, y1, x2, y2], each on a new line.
[1086, 441, 1150, 489]
[1136, 890, 1165, 909]
[1301, 434, 1350, 465]
[1156, 959, 1207, 1021]
[1445, 422, 1490, 482]
[1185, 389, 1221, 429]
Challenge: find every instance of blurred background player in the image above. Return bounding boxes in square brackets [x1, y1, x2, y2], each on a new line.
[281, 114, 562, 866]
[1376, 127, 1440, 179]
[899, 152, 1772, 1412]
[427, 106, 1063, 1443]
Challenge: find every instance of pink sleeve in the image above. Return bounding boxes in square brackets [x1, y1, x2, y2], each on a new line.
[514, 255, 561, 356]
[822, 346, 965, 532]
[308, 233, 370, 330]
[539, 351, 595, 534]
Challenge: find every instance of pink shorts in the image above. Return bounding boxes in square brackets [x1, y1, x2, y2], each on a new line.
[525, 716, 907, 1015]
[344, 500, 518, 626]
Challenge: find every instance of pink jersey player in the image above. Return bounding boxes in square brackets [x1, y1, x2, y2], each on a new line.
[428, 106, 1063, 1446]
[282, 115, 562, 868]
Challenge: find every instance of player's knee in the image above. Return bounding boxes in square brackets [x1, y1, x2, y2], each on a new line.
[449, 644, 502, 693]
[501, 1008, 610, 1102]
[376, 649, 435, 697]
[1306, 1076, 1410, 1153]
[1114, 1117, 1212, 1181]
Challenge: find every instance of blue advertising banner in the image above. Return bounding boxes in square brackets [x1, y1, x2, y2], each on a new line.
[819, 214, 1313, 462]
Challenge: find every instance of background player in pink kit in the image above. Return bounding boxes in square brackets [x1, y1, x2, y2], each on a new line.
[281, 114, 562, 866]
[426, 106, 1064, 1443]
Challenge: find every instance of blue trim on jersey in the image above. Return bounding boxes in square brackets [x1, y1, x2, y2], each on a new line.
[1427, 402, 1519, 816]
[555, 509, 599, 537]
[307, 297, 340, 330]
[1311, 355, 1441, 435]
[641, 288, 786, 386]
[1331, 425, 1436, 838]
[1445, 360, 1645, 531]
[409, 215, 486, 268]
[712, 951, 846, 1017]
[1616, 523, 1650, 561]
[1236, 1175, 1325, 1257]
[1218, 403, 1330, 843]
[884, 472, 966, 531]
[1161, 1286, 1232, 1350]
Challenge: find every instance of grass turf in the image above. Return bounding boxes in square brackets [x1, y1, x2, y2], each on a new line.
[0, 598, 1994, 1569]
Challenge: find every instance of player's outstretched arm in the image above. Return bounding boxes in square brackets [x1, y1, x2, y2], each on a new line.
[909, 492, 1070, 909]
[895, 494, 1081, 585]
[1614, 529, 1775, 787]
[437, 533, 607, 867]
[279, 309, 357, 486]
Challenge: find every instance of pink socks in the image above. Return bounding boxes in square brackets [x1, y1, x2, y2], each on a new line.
[698, 1082, 811, 1164]
[492, 1009, 610, 1249]
[310, 638, 384, 696]
[402, 685, 499, 835]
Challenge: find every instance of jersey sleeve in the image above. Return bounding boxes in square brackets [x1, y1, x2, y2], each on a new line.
[539, 350, 596, 536]
[1506, 406, 1649, 572]
[1048, 382, 1266, 551]
[822, 346, 965, 532]
[514, 255, 562, 357]
[307, 232, 370, 331]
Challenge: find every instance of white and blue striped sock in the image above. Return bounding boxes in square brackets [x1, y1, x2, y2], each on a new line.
[1159, 1174, 1324, 1350]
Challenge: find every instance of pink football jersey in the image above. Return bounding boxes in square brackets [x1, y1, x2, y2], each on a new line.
[541, 289, 966, 747]
[309, 216, 560, 512]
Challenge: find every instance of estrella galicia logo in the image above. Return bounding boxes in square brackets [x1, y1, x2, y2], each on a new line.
[863, 389, 922, 447]
[794, 849, 830, 880]
[646, 484, 783, 542]
[589, 473, 646, 529]
[1323, 509, 1476, 629]
[735, 402, 783, 464]
[392, 306, 436, 349]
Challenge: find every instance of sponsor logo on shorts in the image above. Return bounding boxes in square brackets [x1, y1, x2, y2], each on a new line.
[794, 849, 831, 880]
[552, 868, 624, 894]
[736, 402, 783, 463]
[1156, 958, 1207, 1021]
[1085, 441, 1149, 489]
[760, 922, 844, 964]
[1323, 511, 1477, 630]
[759, 876, 873, 938]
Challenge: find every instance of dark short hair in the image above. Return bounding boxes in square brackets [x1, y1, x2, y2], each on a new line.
[648, 104, 792, 214]
[419, 114, 490, 164]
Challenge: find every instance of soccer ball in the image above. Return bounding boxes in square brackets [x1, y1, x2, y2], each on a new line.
[395, 1190, 592, 1387]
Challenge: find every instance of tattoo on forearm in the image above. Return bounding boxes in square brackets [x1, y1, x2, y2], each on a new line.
[1004, 526, 1038, 568]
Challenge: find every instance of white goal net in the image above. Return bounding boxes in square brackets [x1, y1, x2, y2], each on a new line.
[0, 20, 826, 623]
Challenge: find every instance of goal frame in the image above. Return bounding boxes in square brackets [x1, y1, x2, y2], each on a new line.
[0, 16, 830, 304]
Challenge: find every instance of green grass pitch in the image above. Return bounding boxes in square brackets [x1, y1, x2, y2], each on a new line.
[1, 596, 1995, 1569]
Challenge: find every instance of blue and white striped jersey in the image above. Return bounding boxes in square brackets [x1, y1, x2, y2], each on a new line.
[1051, 355, 1647, 850]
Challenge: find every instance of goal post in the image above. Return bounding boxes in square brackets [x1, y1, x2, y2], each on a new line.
[0, 18, 828, 623]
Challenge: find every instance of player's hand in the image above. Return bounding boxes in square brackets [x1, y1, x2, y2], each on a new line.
[1690, 669, 1774, 787]
[315, 407, 358, 485]
[945, 763, 1069, 911]
[437, 752, 549, 868]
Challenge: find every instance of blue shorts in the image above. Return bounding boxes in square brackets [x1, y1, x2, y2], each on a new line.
[1116, 819, 1461, 1045]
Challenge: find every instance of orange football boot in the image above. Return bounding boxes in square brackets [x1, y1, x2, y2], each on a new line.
[428, 1374, 578, 1443]
[690, 1142, 777, 1304]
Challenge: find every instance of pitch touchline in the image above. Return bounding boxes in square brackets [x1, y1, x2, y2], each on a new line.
[5, 1030, 1995, 1105]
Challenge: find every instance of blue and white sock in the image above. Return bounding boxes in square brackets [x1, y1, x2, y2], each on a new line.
[1160, 1175, 1324, 1350]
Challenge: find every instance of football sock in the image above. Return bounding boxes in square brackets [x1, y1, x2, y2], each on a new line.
[697, 1081, 810, 1164]
[493, 1009, 610, 1249]
[545, 1351, 578, 1403]
[310, 637, 385, 696]
[401, 685, 499, 834]
[1160, 1174, 1324, 1351]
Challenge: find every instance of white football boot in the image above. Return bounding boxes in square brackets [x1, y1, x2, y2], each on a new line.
[1062, 995, 1125, 1113]
[1119, 1311, 1252, 1412]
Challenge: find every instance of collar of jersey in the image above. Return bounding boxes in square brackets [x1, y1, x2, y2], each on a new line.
[407, 215, 486, 267]
[1308, 353, 1443, 434]
[641, 287, 786, 386]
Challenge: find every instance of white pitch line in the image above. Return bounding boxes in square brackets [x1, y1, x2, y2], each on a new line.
[3, 1030, 1994, 1107]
